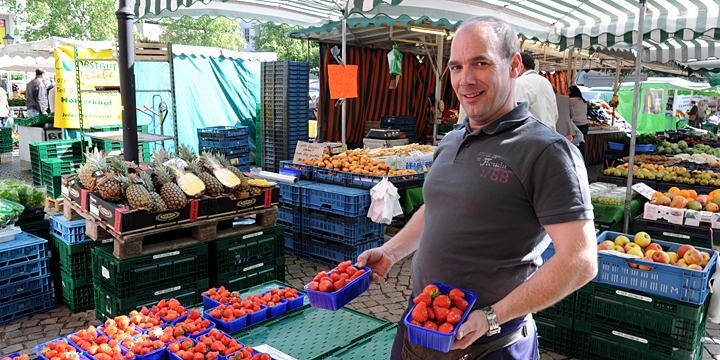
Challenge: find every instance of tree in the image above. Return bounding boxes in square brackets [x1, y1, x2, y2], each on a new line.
[10, 0, 117, 41]
[161, 17, 246, 51]
[252, 23, 319, 73]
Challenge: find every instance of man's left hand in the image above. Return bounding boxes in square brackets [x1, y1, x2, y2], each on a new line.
[449, 310, 489, 350]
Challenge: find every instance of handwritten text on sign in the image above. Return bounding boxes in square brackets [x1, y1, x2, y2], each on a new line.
[293, 141, 325, 164]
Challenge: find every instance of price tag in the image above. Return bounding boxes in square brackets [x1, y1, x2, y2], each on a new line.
[612, 330, 648, 344]
[62, 184, 69, 196]
[598, 250, 641, 259]
[102, 266, 110, 279]
[153, 251, 179, 259]
[243, 263, 264, 272]
[632, 183, 656, 200]
[293, 141, 325, 164]
[155, 286, 181, 296]
[252, 345, 297, 360]
[616, 290, 652, 303]
[409, 150, 424, 156]
[662, 232, 690, 239]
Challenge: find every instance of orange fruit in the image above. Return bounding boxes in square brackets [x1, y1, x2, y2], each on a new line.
[688, 198, 694, 202]
[652, 192, 663, 199]
[669, 187, 681, 195]
[689, 190, 698, 198]
[679, 190, 690, 199]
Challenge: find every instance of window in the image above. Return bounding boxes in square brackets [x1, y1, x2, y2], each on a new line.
[244, 28, 251, 43]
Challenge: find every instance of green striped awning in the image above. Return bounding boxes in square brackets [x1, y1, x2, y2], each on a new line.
[591, 37, 720, 64]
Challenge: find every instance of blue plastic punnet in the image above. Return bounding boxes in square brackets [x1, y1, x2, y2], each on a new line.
[202, 292, 230, 309]
[118, 334, 165, 360]
[304, 266, 372, 311]
[35, 338, 81, 360]
[204, 307, 248, 333]
[403, 283, 477, 353]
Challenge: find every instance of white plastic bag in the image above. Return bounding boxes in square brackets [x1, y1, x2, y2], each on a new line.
[367, 178, 403, 224]
[707, 261, 720, 323]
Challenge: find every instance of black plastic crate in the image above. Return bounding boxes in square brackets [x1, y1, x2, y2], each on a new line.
[209, 225, 285, 275]
[215, 260, 285, 291]
[633, 215, 714, 248]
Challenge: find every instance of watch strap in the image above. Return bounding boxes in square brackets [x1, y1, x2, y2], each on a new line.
[481, 306, 501, 336]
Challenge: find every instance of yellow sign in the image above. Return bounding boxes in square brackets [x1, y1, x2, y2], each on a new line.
[54, 45, 122, 128]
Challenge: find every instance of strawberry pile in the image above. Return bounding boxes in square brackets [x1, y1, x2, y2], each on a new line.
[307, 261, 366, 292]
[208, 303, 250, 322]
[69, 326, 126, 360]
[152, 298, 188, 321]
[409, 285, 469, 334]
[197, 329, 244, 357]
[128, 308, 164, 329]
[101, 316, 140, 342]
[177, 309, 214, 335]
[148, 325, 186, 343]
[227, 347, 271, 360]
[248, 292, 283, 307]
[1, 355, 29, 360]
[204, 287, 233, 304]
[167, 338, 218, 360]
[38, 339, 82, 360]
[120, 335, 164, 358]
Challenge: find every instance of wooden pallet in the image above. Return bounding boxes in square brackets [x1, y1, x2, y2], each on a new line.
[64, 201, 278, 259]
[45, 196, 64, 212]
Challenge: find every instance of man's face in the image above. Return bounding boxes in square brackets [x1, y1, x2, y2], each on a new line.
[449, 24, 521, 126]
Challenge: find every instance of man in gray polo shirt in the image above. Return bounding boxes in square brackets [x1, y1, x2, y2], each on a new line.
[357, 16, 597, 360]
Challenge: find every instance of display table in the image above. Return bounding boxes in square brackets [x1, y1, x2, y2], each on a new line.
[585, 128, 626, 166]
[593, 199, 644, 232]
[398, 187, 424, 214]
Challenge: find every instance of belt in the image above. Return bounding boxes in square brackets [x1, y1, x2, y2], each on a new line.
[402, 319, 532, 360]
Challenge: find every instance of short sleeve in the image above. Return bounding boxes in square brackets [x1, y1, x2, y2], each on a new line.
[525, 139, 594, 225]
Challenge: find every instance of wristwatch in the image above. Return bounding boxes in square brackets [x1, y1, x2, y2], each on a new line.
[481, 306, 501, 336]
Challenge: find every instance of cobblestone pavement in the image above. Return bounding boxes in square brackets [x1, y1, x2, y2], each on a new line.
[0, 159, 712, 358]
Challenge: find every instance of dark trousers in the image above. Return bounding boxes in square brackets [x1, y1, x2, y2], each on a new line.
[577, 124, 589, 161]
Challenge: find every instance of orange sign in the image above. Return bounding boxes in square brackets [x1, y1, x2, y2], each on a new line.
[328, 65, 358, 99]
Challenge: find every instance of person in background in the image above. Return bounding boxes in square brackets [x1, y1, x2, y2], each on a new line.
[569, 86, 589, 157]
[26, 68, 54, 117]
[555, 86, 583, 152]
[514, 52, 559, 130]
[688, 101, 699, 128]
[698, 100, 708, 126]
[0, 87, 9, 127]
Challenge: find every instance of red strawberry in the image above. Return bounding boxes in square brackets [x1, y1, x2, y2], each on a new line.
[434, 306, 448, 323]
[446, 310, 462, 325]
[413, 293, 432, 307]
[438, 323, 454, 333]
[423, 285, 440, 299]
[449, 288, 465, 299]
[424, 322, 438, 331]
[433, 295, 451, 309]
[427, 306, 435, 320]
[453, 297, 469, 312]
[411, 302, 428, 323]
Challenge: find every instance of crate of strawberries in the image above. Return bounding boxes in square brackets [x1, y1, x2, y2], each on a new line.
[203, 286, 233, 309]
[248, 290, 287, 318]
[128, 308, 165, 331]
[150, 298, 189, 324]
[98, 316, 142, 342]
[196, 329, 245, 360]
[1, 355, 28, 360]
[404, 283, 477, 353]
[304, 260, 372, 311]
[35, 338, 83, 360]
[118, 335, 165, 360]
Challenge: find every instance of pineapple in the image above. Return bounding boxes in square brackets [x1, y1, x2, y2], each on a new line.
[77, 162, 95, 190]
[187, 161, 224, 197]
[155, 165, 187, 210]
[177, 144, 198, 162]
[115, 174, 152, 210]
[138, 171, 167, 212]
[165, 164, 205, 198]
[214, 153, 249, 191]
[124, 161, 140, 172]
[95, 174, 123, 202]
[200, 151, 241, 190]
[79, 148, 106, 190]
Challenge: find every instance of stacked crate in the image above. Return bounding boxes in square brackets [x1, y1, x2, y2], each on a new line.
[49, 215, 108, 313]
[197, 126, 250, 173]
[380, 116, 416, 143]
[277, 179, 316, 257]
[89, 124, 152, 163]
[0, 232, 54, 324]
[208, 225, 285, 290]
[92, 243, 209, 321]
[261, 61, 309, 172]
[16, 211, 50, 240]
[29, 140, 84, 197]
[0, 127, 13, 164]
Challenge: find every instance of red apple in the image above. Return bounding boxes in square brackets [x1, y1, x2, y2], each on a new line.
[687, 264, 704, 271]
[638, 257, 654, 271]
[625, 243, 641, 253]
[611, 245, 626, 253]
[651, 251, 670, 264]
[598, 243, 612, 251]
[684, 249, 704, 265]
[702, 252, 711, 267]
[676, 259, 688, 268]
[646, 243, 663, 252]
[677, 244, 695, 259]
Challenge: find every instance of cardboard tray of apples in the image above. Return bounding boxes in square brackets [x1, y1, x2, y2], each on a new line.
[596, 231, 717, 304]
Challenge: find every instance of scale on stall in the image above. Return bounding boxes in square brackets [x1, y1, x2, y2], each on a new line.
[366, 129, 402, 139]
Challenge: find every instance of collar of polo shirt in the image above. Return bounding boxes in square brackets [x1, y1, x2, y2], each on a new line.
[456, 102, 532, 136]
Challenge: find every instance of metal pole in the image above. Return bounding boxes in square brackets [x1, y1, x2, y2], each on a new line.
[623, 0, 647, 233]
[116, 0, 138, 162]
[434, 34, 444, 145]
[168, 42, 179, 151]
[612, 60, 621, 127]
[340, 1, 347, 150]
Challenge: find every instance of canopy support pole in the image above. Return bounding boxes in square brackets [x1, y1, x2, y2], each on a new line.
[612, 60, 621, 127]
[623, 0, 647, 233]
[116, 0, 138, 162]
[434, 34, 444, 146]
[340, 0, 347, 150]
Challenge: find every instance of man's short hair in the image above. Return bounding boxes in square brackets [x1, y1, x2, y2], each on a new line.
[35, 68, 45, 77]
[520, 52, 535, 70]
[691, 101, 696, 105]
[456, 16, 520, 61]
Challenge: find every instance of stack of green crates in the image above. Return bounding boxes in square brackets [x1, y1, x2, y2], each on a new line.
[48, 214, 110, 313]
[0, 127, 12, 154]
[209, 224, 285, 289]
[89, 125, 151, 163]
[17, 216, 50, 240]
[29, 139, 84, 190]
[92, 243, 209, 321]
[534, 292, 575, 358]
[41, 158, 84, 198]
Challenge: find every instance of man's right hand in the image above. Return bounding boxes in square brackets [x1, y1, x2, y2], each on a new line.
[357, 247, 395, 284]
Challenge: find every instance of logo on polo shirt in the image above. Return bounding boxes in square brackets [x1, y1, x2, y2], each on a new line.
[477, 152, 515, 183]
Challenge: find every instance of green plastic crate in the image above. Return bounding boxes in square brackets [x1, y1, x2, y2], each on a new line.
[40, 157, 83, 177]
[15, 114, 53, 127]
[324, 324, 397, 360]
[214, 257, 285, 290]
[32, 173, 42, 187]
[29, 140, 84, 161]
[631, 227, 712, 249]
[62, 283, 94, 313]
[91, 243, 208, 294]
[573, 319, 705, 360]
[535, 312, 574, 358]
[209, 225, 284, 274]
[94, 277, 208, 320]
[52, 236, 112, 276]
[90, 124, 149, 132]
[60, 268, 93, 289]
[20, 220, 50, 239]
[234, 306, 390, 360]
[575, 282, 707, 352]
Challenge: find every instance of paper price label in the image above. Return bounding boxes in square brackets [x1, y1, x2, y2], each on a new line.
[252, 345, 297, 360]
[90, 204, 99, 216]
[632, 183, 655, 200]
[153, 251, 180, 260]
[598, 250, 641, 259]
[243, 232, 263, 240]
[409, 150, 424, 156]
[244, 263, 264, 272]
[663, 232, 690, 239]
[292, 141, 325, 164]
[62, 184, 69, 196]
[616, 290, 652, 303]
[155, 286, 181, 296]
[102, 266, 110, 279]
[612, 330, 647, 344]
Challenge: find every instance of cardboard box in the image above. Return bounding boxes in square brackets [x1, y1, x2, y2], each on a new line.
[87, 193, 206, 235]
[204, 187, 279, 219]
[643, 203, 685, 225]
[684, 209, 720, 229]
[62, 175, 92, 212]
